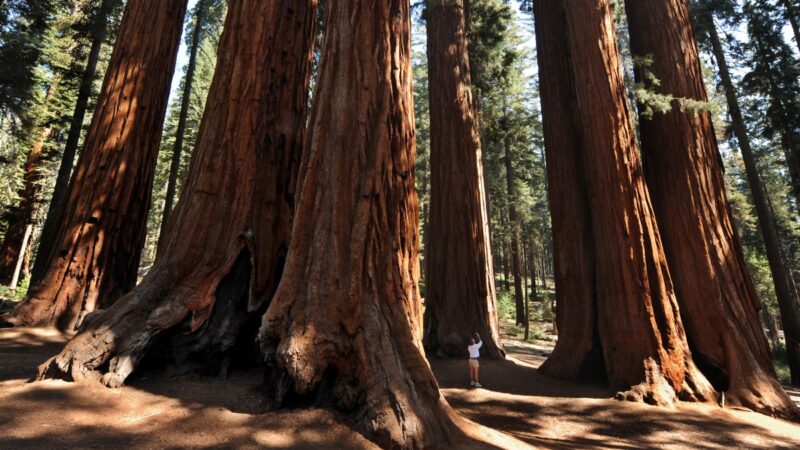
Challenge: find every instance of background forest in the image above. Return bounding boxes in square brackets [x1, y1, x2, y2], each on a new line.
[0, 0, 798, 380]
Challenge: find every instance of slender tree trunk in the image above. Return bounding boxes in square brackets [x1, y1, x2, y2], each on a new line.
[3, 0, 188, 331]
[540, 244, 547, 289]
[31, 0, 116, 287]
[0, 128, 50, 285]
[529, 240, 538, 299]
[522, 243, 528, 303]
[423, 0, 502, 359]
[782, 0, 800, 55]
[761, 309, 780, 349]
[537, 0, 715, 406]
[9, 224, 33, 289]
[158, 0, 207, 248]
[501, 213, 510, 289]
[504, 133, 525, 325]
[39, 0, 317, 387]
[703, 11, 800, 389]
[626, 0, 795, 416]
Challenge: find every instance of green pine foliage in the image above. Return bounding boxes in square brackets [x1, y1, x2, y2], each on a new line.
[0, 0, 121, 279]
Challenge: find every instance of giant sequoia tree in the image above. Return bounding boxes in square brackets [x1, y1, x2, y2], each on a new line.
[1, 0, 188, 330]
[258, 0, 480, 445]
[41, 1, 485, 447]
[624, 0, 794, 416]
[694, 4, 800, 388]
[423, 0, 503, 359]
[37, 0, 317, 383]
[30, 0, 118, 287]
[533, 0, 600, 380]
[536, 0, 714, 406]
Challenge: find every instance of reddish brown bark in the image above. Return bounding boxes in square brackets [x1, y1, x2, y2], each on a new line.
[158, 0, 207, 249]
[423, 0, 503, 359]
[3, 0, 188, 331]
[701, 9, 800, 390]
[37, 0, 317, 384]
[31, 0, 115, 287]
[534, 0, 601, 380]
[536, 0, 715, 406]
[257, 0, 471, 446]
[0, 129, 49, 284]
[625, 0, 795, 417]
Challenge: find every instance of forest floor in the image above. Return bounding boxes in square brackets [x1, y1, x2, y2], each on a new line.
[1, 325, 799, 449]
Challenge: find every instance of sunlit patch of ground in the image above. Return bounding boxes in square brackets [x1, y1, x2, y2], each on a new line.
[431, 322, 800, 449]
[2, 325, 799, 449]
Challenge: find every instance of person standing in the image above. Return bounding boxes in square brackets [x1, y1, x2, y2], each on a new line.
[468, 332, 483, 387]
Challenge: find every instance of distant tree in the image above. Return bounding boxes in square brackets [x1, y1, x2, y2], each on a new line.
[741, 1, 800, 213]
[158, 0, 215, 248]
[0, 0, 52, 123]
[779, 0, 800, 54]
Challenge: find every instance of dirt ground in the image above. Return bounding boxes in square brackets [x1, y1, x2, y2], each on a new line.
[1, 327, 799, 449]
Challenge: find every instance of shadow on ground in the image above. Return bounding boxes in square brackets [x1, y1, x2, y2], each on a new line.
[2, 327, 799, 449]
[0, 328, 512, 450]
[430, 351, 800, 449]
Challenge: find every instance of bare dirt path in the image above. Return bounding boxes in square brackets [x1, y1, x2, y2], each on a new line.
[1, 327, 798, 449]
[431, 341, 800, 449]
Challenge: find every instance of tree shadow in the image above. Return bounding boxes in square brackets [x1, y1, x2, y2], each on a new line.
[432, 345, 800, 449]
[0, 327, 509, 449]
[430, 352, 612, 399]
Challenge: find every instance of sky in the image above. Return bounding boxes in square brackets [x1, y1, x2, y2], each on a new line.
[167, 0, 199, 104]
[165, 0, 796, 107]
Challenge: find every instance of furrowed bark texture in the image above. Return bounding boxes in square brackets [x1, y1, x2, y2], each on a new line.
[535, 0, 715, 406]
[423, 0, 503, 359]
[36, 0, 317, 386]
[258, 0, 466, 447]
[30, 0, 115, 287]
[534, 0, 602, 380]
[4, 0, 187, 331]
[703, 10, 800, 388]
[158, 0, 207, 248]
[625, 0, 795, 416]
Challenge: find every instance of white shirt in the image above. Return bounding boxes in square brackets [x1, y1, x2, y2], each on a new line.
[468, 340, 482, 359]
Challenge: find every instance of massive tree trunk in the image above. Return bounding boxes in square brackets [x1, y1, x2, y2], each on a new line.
[37, 0, 317, 384]
[535, 0, 601, 380]
[536, 0, 715, 406]
[158, 0, 207, 248]
[256, 1, 475, 446]
[423, 0, 502, 359]
[702, 10, 800, 388]
[503, 132, 525, 326]
[0, 128, 50, 285]
[625, 0, 795, 417]
[3, 0, 187, 331]
[30, 0, 116, 287]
